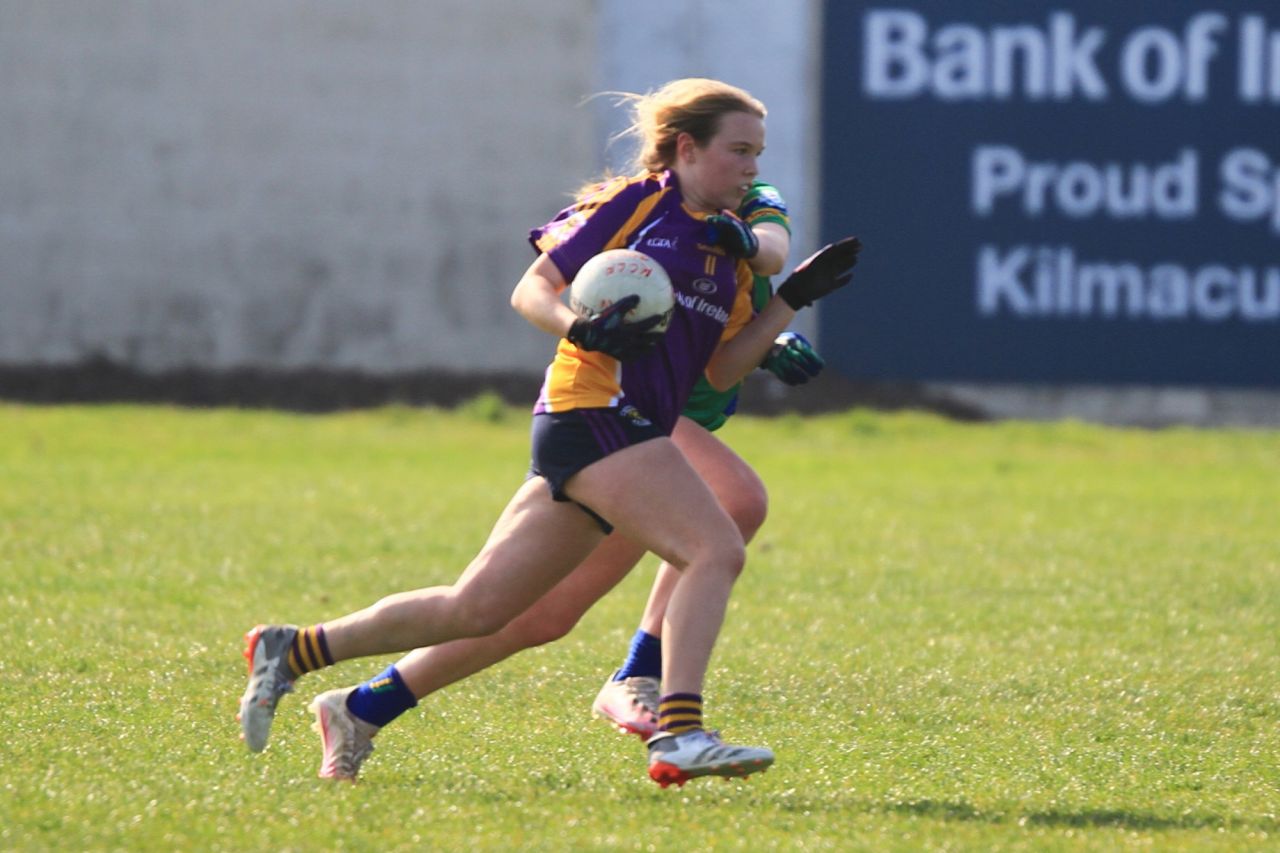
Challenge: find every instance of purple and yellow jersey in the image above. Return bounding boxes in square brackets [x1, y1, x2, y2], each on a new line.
[528, 171, 754, 435]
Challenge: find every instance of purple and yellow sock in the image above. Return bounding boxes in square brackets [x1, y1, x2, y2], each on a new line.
[344, 665, 418, 727]
[657, 692, 703, 734]
[286, 625, 334, 679]
[615, 629, 662, 680]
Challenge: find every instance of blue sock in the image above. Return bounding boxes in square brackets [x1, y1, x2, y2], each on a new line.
[615, 629, 662, 680]
[345, 665, 418, 727]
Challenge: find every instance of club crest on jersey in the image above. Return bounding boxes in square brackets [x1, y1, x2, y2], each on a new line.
[618, 405, 653, 428]
[691, 278, 718, 295]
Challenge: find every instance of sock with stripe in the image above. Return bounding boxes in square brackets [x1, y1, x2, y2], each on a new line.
[344, 665, 419, 728]
[286, 625, 334, 679]
[615, 629, 662, 680]
[657, 692, 703, 734]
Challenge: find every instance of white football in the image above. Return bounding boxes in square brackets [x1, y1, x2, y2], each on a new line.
[569, 249, 675, 334]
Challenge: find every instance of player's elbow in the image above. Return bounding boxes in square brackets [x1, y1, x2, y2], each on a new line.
[510, 275, 547, 323]
[703, 365, 738, 392]
[749, 253, 785, 277]
[510, 279, 531, 314]
[750, 224, 790, 277]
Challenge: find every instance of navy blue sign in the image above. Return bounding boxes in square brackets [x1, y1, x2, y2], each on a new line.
[820, 2, 1280, 387]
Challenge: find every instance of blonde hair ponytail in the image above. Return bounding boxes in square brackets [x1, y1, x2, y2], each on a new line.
[578, 78, 765, 199]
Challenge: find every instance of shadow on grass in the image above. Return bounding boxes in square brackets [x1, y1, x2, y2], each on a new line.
[1020, 807, 1235, 831]
[787, 797, 1278, 834]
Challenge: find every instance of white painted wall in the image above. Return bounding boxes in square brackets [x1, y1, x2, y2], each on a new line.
[0, 1, 822, 375]
[595, 0, 822, 338]
[0, 0, 599, 372]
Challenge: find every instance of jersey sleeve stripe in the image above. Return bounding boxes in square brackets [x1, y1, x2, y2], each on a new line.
[601, 187, 669, 251]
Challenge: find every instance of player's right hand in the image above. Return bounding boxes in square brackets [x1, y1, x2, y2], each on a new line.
[704, 213, 760, 259]
[566, 294, 665, 362]
[762, 331, 824, 385]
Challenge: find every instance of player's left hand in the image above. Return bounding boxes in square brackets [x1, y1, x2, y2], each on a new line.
[775, 236, 862, 310]
[761, 331, 824, 385]
[704, 213, 759, 259]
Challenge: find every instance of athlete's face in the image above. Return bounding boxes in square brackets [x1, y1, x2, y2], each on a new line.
[676, 110, 765, 213]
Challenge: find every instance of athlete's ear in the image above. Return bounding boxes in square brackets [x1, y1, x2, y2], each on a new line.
[676, 131, 697, 163]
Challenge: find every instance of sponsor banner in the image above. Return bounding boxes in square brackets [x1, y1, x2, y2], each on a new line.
[820, 2, 1280, 386]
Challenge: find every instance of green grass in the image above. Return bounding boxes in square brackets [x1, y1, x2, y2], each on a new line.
[1, 402, 1277, 851]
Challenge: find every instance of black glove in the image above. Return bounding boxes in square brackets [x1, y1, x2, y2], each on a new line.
[775, 236, 863, 310]
[566, 294, 665, 362]
[704, 213, 759, 259]
[761, 331, 825, 385]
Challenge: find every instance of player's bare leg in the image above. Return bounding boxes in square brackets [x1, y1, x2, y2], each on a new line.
[567, 436, 774, 784]
[595, 416, 769, 738]
[239, 478, 604, 754]
[394, 533, 648, 697]
[319, 478, 605, 661]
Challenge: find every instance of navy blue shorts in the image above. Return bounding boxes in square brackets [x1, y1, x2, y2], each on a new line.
[528, 406, 665, 533]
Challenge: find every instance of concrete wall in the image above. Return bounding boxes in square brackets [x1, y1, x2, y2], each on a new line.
[0, 0, 818, 374]
[0, 0, 597, 373]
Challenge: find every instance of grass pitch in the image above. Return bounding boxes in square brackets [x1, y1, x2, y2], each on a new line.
[1, 401, 1277, 851]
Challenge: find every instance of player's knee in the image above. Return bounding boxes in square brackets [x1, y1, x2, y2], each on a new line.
[458, 608, 512, 640]
[448, 587, 518, 639]
[727, 537, 747, 580]
[504, 605, 581, 648]
[723, 484, 768, 543]
[697, 528, 746, 581]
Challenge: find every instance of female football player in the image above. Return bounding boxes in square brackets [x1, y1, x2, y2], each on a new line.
[340, 178, 814, 755]
[589, 177, 824, 736]
[237, 78, 860, 786]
